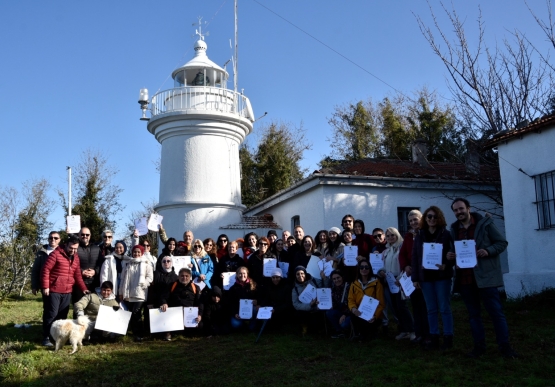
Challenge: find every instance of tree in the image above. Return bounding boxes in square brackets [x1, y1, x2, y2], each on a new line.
[59, 149, 124, 243]
[0, 179, 54, 299]
[415, 3, 553, 140]
[240, 121, 310, 207]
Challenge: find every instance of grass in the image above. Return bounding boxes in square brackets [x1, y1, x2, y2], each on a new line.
[0, 290, 554, 387]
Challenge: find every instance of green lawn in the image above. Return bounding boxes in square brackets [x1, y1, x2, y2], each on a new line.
[1, 290, 554, 387]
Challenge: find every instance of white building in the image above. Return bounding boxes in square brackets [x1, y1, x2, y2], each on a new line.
[486, 114, 555, 297]
[142, 32, 255, 240]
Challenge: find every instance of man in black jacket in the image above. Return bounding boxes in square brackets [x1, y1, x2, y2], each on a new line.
[74, 227, 103, 302]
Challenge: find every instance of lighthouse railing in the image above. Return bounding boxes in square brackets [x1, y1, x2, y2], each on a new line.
[150, 87, 252, 121]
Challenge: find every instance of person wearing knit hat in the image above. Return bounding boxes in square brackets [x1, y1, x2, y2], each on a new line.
[329, 227, 341, 235]
[132, 244, 145, 255]
[259, 267, 291, 329]
[271, 268, 282, 277]
[267, 230, 278, 244]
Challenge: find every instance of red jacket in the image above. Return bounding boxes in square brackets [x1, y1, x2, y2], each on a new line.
[41, 246, 87, 294]
[399, 231, 416, 270]
[352, 233, 376, 259]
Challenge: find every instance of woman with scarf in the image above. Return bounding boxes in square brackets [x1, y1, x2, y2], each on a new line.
[190, 239, 214, 290]
[228, 266, 259, 331]
[378, 227, 415, 341]
[326, 270, 351, 338]
[119, 245, 153, 341]
[100, 240, 127, 297]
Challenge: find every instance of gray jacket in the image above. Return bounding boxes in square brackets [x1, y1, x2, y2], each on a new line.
[450, 212, 508, 288]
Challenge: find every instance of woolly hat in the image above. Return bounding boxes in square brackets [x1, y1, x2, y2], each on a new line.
[267, 230, 278, 238]
[294, 266, 307, 275]
[329, 227, 341, 235]
[211, 286, 223, 298]
[132, 244, 145, 255]
[271, 268, 283, 277]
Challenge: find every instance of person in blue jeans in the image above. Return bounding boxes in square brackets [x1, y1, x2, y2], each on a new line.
[326, 270, 351, 338]
[447, 198, 518, 359]
[412, 206, 455, 350]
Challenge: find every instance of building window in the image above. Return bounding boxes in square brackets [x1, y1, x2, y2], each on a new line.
[397, 207, 419, 235]
[291, 215, 300, 230]
[534, 170, 555, 230]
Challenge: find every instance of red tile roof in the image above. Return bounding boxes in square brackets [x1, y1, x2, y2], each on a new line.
[221, 216, 281, 230]
[485, 113, 555, 149]
[320, 158, 500, 182]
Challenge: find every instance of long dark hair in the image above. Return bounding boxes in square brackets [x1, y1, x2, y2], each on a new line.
[314, 230, 329, 251]
[355, 259, 375, 282]
[163, 237, 177, 255]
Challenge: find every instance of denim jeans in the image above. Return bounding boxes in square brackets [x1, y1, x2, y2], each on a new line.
[325, 309, 351, 333]
[459, 283, 509, 348]
[421, 279, 453, 336]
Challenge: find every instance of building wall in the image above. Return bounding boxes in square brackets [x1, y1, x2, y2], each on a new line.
[498, 127, 555, 297]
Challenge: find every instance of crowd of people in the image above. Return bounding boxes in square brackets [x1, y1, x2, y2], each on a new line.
[32, 197, 518, 358]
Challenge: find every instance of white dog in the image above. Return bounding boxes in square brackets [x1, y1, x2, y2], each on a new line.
[50, 315, 90, 354]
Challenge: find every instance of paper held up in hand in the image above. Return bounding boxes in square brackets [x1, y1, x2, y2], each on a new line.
[317, 259, 334, 277]
[222, 272, 236, 290]
[134, 217, 149, 236]
[94, 305, 132, 335]
[370, 253, 384, 274]
[278, 262, 289, 278]
[358, 295, 379, 321]
[239, 299, 253, 319]
[343, 246, 358, 266]
[263, 258, 277, 277]
[423, 243, 443, 270]
[147, 213, 163, 232]
[385, 272, 400, 294]
[316, 288, 332, 310]
[66, 215, 81, 234]
[172, 256, 192, 274]
[399, 273, 415, 297]
[183, 307, 199, 328]
[193, 278, 206, 291]
[306, 256, 321, 278]
[257, 307, 273, 320]
[298, 283, 317, 304]
[455, 240, 477, 268]
[149, 307, 184, 333]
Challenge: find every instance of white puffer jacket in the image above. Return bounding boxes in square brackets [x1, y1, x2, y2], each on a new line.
[119, 256, 153, 302]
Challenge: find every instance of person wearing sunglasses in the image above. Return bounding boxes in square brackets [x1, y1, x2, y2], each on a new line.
[190, 240, 214, 289]
[151, 255, 179, 339]
[98, 230, 115, 257]
[412, 206, 455, 350]
[76, 227, 103, 300]
[348, 260, 385, 341]
[248, 237, 276, 286]
[216, 234, 229, 261]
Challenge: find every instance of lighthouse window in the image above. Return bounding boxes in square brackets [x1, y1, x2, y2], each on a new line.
[174, 71, 185, 87]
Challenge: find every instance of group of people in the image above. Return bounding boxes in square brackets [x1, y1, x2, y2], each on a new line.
[32, 197, 518, 358]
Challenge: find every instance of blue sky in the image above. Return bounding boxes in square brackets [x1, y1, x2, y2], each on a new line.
[0, 0, 550, 238]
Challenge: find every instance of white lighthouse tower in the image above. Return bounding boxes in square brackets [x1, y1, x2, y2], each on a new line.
[139, 26, 255, 239]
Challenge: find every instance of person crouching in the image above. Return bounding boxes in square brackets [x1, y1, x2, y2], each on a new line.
[73, 281, 120, 341]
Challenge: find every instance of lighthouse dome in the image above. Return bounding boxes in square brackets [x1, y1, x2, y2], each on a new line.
[172, 39, 229, 87]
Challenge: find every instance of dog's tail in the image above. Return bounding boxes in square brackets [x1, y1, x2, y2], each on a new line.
[76, 315, 90, 326]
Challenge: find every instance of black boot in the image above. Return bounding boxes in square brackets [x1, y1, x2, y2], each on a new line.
[441, 335, 453, 350]
[425, 334, 440, 350]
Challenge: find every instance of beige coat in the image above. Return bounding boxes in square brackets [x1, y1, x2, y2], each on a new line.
[119, 256, 153, 302]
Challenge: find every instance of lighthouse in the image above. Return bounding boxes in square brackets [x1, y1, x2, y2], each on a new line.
[139, 27, 255, 239]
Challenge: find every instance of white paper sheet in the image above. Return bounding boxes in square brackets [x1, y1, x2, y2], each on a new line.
[298, 283, 317, 304]
[423, 243, 443, 270]
[316, 288, 332, 310]
[343, 245, 358, 266]
[278, 262, 289, 278]
[399, 273, 415, 297]
[66, 215, 81, 234]
[149, 307, 184, 333]
[239, 299, 253, 319]
[370, 253, 384, 274]
[385, 272, 400, 293]
[222, 272, 236, 290]
[257, 307, 273, 320]
[306, 256, 321, 278]
[147, 213, 163, 232]
[172, 256, 192, 273]
[358, 295, 379, 321]
[183, 307, 199, 328]
[263, 258, 277, 277]
[455, 240, 477, 268]
[94, 305, 132, 335]
[193, 278, 206, 291]
[317, 259, 334, 277]
[134, 217, 149, 236]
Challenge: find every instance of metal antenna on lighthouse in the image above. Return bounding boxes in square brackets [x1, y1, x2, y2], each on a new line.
[234, 0, 238, 94]
[193, 16, 209, 40]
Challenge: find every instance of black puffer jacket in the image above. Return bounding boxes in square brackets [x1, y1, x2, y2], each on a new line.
[162, 280, 203, 315]
[152, 269, 178, 306]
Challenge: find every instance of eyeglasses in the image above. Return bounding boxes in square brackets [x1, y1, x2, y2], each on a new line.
[104, 236, 113, 239]
[259, 243, 268, 246]
[373, 233, 383, 238]
[219, 239, 228, 243]
[162, 260, 171, 263]
[143, 244, 150, 248]
[193, 245, 202, 248]
[360, 266, 370, 270]
[343, 220, 353, 223]
[80, 233, 90, 237]
[48, 237, 60, 240]
[427, 214, 437, 219]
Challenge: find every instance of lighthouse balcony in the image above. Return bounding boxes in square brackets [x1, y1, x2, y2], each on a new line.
[150, 86, 254, 122]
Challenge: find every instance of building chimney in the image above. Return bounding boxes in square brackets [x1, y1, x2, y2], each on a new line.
[465, 140, 480, 174]
[412, 138, 431, 168]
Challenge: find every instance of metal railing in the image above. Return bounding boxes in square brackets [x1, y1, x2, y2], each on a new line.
[150, 86, 253, 121]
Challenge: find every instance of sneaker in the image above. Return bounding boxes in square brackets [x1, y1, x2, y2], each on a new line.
[410, 335, 422, 344]
[331, 332, 345, 339]
[500, 343, 519, 359]
[42, 338, 53, 347]
[466, 346, 486, 358]
[395, 332, 411, 340]
[409, 332, 416, 341]
[164, 333, 172, 341]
